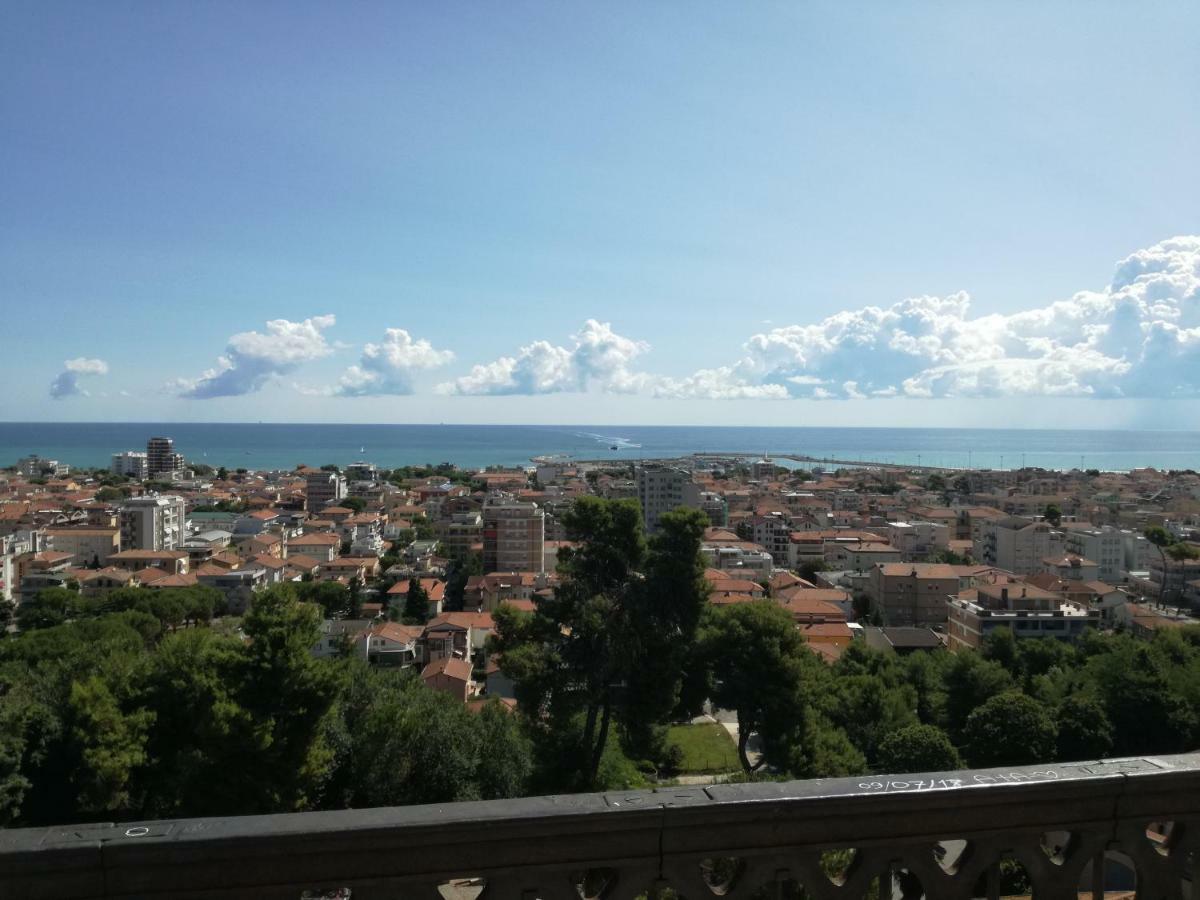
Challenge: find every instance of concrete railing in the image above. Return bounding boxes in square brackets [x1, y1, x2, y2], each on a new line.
[1, 753, 1196, 900]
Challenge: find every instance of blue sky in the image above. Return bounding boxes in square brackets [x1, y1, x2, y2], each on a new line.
[2, 2, 1198, 427]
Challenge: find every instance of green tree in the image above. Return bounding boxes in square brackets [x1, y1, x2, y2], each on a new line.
[296, 581, 350, 618]
[491, 498, 709, 787]
[341, 497, 367, 513]
[445, 553, 483, 611]
[826, 674, 918, 765]
[1055, 694, 1113, 761]
[474, 700, 533, 799]
[216, 586, 343, 813]
[877, 723, 962, 773]
[337, 669, 484, 806]
[402, 579, 431, 624]
[216, 466, 228, 480]
[698, 601, 811, 773]
[1043, 504, 1062, 526]
[941, 651, 1014, 740]
[17, 587, 88, 631]
[962, 691, 1057, 767]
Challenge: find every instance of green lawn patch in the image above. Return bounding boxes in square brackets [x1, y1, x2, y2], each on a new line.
[667, 723, 740, 774]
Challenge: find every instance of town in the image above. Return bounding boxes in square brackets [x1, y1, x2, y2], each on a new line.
[6, 439, 1198, 659]
[3, 436, 1198, 819]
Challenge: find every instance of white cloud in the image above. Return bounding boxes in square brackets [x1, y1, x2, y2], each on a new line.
[721, 235, 1200, 399]
[441, 320, 650, 396]
[50, 357, 108, 398]
[172, 315, 336, 398]
[335, 328, 454, 396]
[654, 361, 789, 400]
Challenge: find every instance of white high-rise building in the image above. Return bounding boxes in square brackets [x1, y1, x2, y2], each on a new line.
[975, 516, 1064, 576]
[17, 455, 69, 478]
[1062, 524, 1126, 583]
[111, 451, 149, 480]
[635, 464, 701, 533]
[119, 495, 187, 551]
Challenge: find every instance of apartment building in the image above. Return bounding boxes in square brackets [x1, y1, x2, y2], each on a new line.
[748, 513, 792, 566]
[1062, 524, 1125, 582]
[146, 437, 185, 478]
[45, 527, 121, 567]
[635, 464, 702, 534]
[482, 497, 545, 573]
[119, 495, 187, 551]
[975, 516, 1064, 576]
[946, 582, 1099, 651]
[434, 512, 484, 559]
[887, 521, 950, 561]
[868, 563, 961, 627]
[305, 470, 347, 511]
[110, 451, 149, 479]
[17, 455, 69, 478]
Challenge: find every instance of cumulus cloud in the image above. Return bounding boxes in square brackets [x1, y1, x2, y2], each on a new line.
[440, 320, 651, 395]
[49, 357, 109, 398]
[335, 328, 454, 396]
[654, 361, 789, 400]
[713, 235, 1200, 400]
[172, 315, 336, 398]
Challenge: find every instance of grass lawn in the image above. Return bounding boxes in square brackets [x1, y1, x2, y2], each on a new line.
[667, 723, 741, 774]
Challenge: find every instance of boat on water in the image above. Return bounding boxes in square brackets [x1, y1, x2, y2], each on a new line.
[610, 444, 619, 450]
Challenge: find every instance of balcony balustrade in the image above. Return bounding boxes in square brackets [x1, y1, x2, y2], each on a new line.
[0, 753, 1195, 900]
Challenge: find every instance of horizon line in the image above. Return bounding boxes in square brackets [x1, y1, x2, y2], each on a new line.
[2, 420, 1199, 435]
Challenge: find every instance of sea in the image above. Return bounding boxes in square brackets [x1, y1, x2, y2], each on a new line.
[1, 423, 1197, 473]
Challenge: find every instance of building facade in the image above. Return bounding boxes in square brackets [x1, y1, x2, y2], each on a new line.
[635, 464, 700, 534]
[305, 471, 347, 511]
[1062, 525, 1125, 583]
[119, 495, 187, 551]
[946, 583, 1100, 651]
[482, 498, 545, 573]
[146, 437, 185, 478]
[110, 451, 149, 479]
[975, 516, 1064, 576]
[44, 527, 121, 567]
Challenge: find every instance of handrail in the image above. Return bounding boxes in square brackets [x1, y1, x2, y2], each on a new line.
[0, 753, 1196, 899]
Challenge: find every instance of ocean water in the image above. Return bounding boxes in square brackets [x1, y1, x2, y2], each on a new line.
[1, 423, 1197, 473]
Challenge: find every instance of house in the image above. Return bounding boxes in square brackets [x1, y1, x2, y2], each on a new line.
[386, 578, 446, 618]
[797, 621, 853, 652]
[421, 656, 477, 701]
[464, 571, 551, 611]
[240, 532, 284, 559]
[195, 567, 267, 614]
[776, 591, 850, 625]
[311, 619, 374, 659]
[423, 611, 495, 660]
[287, 532, 341, 563]
[824, 540, 903, 571]
[107, 550, 189, 574]
[44, 527, 121, 567]
[79, 567, 136, 597]
[356, 621, 424, 667]
[318, 556, 379, 583]
[863, 626, 946, 655]
[705, 568, 764, 602]
[1041, 554, 1100, 583]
